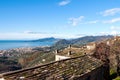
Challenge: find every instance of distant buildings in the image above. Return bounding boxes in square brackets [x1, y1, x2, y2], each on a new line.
[55, 43, 96, 61]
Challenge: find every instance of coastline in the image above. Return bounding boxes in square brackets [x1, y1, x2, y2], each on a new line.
[0, 40, 54, 51]
[0, 46, 51, 57]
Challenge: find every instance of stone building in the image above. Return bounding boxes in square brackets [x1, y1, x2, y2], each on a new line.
[55, 45, 81, 61]
[0, 55, 107, 80]
[86, 42, 96, 50]
[55, 54, 70, 61]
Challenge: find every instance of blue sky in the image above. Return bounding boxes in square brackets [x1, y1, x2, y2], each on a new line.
[0, 0, 120, 39]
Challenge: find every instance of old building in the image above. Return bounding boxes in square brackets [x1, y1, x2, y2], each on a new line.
[0, 44, 111, 80]
[55, 45, 87, 61]
[86, 42, 96, 50]
[0, 55, 107, 80]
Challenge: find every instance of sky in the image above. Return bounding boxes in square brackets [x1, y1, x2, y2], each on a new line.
[0, 0, 120, 40]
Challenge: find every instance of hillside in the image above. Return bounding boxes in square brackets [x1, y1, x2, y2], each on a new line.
[52, 35, 113, 50]
[28, 37, 59, 42]
[0, 47, 55, 73]
[92, 37, 120, 79]
[51, 39, 71, 50]
[0, 57, 21, 73]
[0, 35, 114, 73]
[71, 35, 113, 44]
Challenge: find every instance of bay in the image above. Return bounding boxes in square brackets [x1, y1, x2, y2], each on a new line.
[0, 40, 54, 50]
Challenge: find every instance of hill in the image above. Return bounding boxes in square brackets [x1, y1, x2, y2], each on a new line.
[0, 56, 21, 73]
[0, 47, 55, 73]
[52, 35, 113, 50]
[29, 37, 59, 42]
[0, 35, 114, 73]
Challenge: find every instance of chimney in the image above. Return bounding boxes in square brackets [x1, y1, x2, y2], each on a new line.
[69, 45, 71, 48]
[55, 50, 59, 54]
[68, 50, 71, 56]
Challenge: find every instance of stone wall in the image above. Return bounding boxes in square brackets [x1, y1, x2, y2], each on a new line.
[55, 55, 70, 61]
[77, 66, 104, 80]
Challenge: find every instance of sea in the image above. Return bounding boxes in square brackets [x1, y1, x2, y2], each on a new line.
[0, 40, 54, 50]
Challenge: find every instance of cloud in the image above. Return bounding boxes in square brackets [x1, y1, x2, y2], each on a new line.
[78, 20, 99, 25]
[68, 16, 84, 26]
[110, 26, 120, 30]
[85, 20, 99, 24]
[100, 31, 120, 35]
[100, 32, 109, 35]
[99, 26, 120, 36]
[110, 26, 120, 35]
[103, 17, 120, 23]
[24, 31, 47, 34]
[68, 16, 98, 26]
[111, 31, 118, 35]
[0, 32, 82, 40]
[100, 8, 120, 16]
[58, 0, 71, 6]
[0, 32, 52, 40]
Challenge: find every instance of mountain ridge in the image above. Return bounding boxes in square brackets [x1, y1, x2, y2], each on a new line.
[51, 35, 114, 50]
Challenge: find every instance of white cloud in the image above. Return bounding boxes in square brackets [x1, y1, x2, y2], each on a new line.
[24, 30, 32, 34]
[103, 17, 120, 23]
[0, 32, 51, 40]
[54, 34, 83, 39]
[75, 20, 99, 24]
[24, 31, 47, 34]
[85, 20, 99, 24]
[0, 32, 82, 40]
[101, 8, 120, 16]
[111, 31, 118, 35]
[100, 26, 120, 36]
[100, 32, 109, 35]
[110, 26, 120, 30]
[68, 16, 84, 26]
[110, 26, 120, 35]
[100, 31, 120, 35]
[58, 0, 71, 6]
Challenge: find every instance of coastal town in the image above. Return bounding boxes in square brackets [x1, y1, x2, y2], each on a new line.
[0, 36, 120, 80]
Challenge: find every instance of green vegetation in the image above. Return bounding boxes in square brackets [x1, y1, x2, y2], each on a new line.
[18, 51, 55, 68]
[0, 57, 21, 73]
[113, 77, 120, 80]
[110, 69, 118, 80]
[51, 39, 70, 50]
[0, 47, 55, 73]
[110, 69, 116, 75]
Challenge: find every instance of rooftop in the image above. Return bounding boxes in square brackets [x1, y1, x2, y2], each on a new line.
[0, 55, 103, 80]
[55, 45, 91, 57]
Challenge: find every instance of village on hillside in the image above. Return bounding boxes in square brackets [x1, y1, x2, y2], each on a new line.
[0, 36, 120, 80]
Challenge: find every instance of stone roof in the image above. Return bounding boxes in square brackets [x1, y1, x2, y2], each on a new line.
[0, 55, 103, 80]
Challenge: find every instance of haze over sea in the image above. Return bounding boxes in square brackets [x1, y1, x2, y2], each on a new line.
[0, 40, 54, 50]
